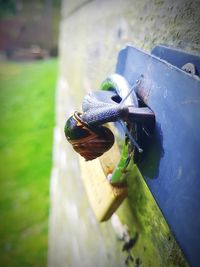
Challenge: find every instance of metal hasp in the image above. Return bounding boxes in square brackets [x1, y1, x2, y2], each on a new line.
[116, 45, 200, 267]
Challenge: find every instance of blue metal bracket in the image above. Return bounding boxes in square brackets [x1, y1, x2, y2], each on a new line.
[116, 45, 200, 267]
[151, 44, 200, 75]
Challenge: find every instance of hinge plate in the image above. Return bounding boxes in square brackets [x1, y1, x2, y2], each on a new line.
[116, 44, 200, 267]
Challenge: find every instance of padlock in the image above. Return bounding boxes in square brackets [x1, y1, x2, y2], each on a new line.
[79, 138, 128, 222]
[65, 74, 155, 221]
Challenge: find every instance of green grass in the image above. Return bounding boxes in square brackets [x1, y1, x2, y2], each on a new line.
[0, 59, 58, 266]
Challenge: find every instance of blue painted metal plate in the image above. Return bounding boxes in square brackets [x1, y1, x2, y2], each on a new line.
[116, 45, 200, 267]
[152, 44, 200, 75]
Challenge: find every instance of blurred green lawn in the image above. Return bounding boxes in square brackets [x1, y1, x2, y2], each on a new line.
[0, 59, 57, 266]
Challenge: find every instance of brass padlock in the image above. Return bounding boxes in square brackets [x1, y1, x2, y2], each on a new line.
[79, 138, 128, 222]
[64, 74, 155, 221]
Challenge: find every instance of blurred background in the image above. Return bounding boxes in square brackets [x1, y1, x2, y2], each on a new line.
[0, 0, 60, 266]
[0, 0, 199, 267]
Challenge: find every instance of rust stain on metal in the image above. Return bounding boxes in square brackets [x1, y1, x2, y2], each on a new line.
[137, 83, 151, 105]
